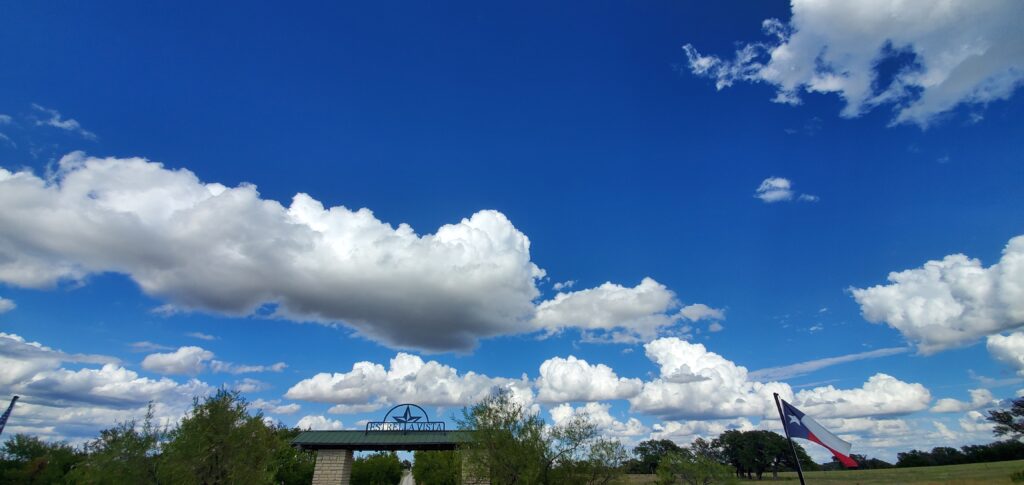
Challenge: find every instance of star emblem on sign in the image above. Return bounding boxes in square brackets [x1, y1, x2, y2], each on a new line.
[392, 406, 422, 423]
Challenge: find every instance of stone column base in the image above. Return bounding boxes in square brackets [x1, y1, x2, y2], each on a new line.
[312, 449, 354, 485]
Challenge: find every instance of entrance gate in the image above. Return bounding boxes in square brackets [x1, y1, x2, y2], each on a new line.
[291, 404, 488, 485]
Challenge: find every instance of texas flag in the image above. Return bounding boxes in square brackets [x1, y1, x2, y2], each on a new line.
[780, 398, 858, 468]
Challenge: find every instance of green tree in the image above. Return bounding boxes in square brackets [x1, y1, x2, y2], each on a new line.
[655, 450, 734, 485]
[269, 426, 315, 485]
[458, 389, 547, 484]
[988, 396, 1024, 439]
[714, 430, 812, 480]
[412, 450, 459, 485]
[632, 439, 684, 474]
[351, 452, 402, 485]
[459, 388, 625, 485]
[0, 433, 82, 484]
[158, 389, 282, 484]
[66, 404, 164, 484]
[578, 438, 629, 485]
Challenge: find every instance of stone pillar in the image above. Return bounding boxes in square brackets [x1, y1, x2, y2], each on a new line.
[312, 449, 354, 485]
[461, 452, 490, 485]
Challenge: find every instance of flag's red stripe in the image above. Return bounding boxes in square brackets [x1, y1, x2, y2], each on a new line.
[807, 431, 858, 468]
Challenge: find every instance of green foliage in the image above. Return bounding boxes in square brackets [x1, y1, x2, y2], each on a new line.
[269, 426, 316, 485]
[0, 433, 83, 484]
[158, 389, 283, 484]
[630, 439, 683, 474]
[412, 450, 459, 485]
[1011, 469, 1024, 483]
[988, 396, 1024, 439]
[897, 441, 1024, 468]
[713, 430, 813, 480]
[458, 388, 548, 484]
[459, 388, 627, 485]
[65, 404, 164, 484]
[351, 452, 403, 485]
[655, 450, 734, 485]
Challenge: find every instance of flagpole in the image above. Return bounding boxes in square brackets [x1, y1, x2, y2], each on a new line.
[0, 396, 19, 438]
[774, 393, 805, 485]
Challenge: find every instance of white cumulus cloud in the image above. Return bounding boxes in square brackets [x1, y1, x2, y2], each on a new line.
[794, 373, 931, 418]
[683, 0, 1024, 126]
[0, 297, 14, 314]
[535, 356, 642, 403]
[142, 346, 214, 375]
[754, 177, 817, 203]
[285, 352, 534, 409]
[930, 388, 995, 413]
[852, 235, 1024, 354]
[534, 278, 692, 342]
[550, 402, 649, 442]
[629, 338, 792, 420]
[297, 415, 344, 430]
[987, 331, 1024, 376]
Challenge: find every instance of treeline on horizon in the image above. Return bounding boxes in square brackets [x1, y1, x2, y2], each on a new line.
[1, 390, 1022, 484]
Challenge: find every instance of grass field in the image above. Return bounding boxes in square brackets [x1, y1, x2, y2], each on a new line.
[625, 459, 1024, 484]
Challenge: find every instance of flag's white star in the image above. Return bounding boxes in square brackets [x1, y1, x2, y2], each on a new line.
[788, 414, 801, 426]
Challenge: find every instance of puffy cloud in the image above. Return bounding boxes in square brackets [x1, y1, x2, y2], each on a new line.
[32, 103, 97, 139]
[296, 415, 344, 431]
[683, 0, 1024, 126]
[534, 278, 684, 342]
[852, 236, 1024, 354]
[552, 280, 576, 291]
[550, 402, 649, 442]
[19, 364, 210, 409]
[139, 345, 286, 378]
[754, 177, 794, 203]
[286, 352, 534, 409]
[0, 297, 14, 313]
[959, 410, 995, 433]
[0, 332, 211, 442]
[0, 332, 118, 387]
[749, 347, 909, 381]
[142, 346, 213, 375]
[987, 332, 1024, 376]
[0, 153, 551, 352]
[649, 418, 755, 445]
[251, 399, 301, 415]
[0, 153, 717, 352]
[629, 338, 792, 420]
[931, 388, 996, 413]
[794, 373, 931, 418]
[753, 177, 816, 203]
[535, 356, 642, 403]
[679, 304, 724, 322]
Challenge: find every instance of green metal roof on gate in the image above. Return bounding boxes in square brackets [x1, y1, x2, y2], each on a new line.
[291, 430, 475, 451]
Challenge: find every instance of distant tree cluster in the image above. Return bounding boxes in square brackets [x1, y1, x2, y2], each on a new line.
[351, 452, 403, 485]
[0, 390, 315, 484]
[625, 432, 814, 483]
[895, 441, 1024, 468]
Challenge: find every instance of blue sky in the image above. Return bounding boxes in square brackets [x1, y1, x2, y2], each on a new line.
[1, 0, 1023, 462]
